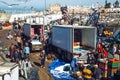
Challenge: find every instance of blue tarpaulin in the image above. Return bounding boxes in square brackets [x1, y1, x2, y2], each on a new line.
[49, 59, 65, 70]
[49, 59, 75, 80]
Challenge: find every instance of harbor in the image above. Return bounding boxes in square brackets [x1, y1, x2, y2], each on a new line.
[0, 0, 120, 80]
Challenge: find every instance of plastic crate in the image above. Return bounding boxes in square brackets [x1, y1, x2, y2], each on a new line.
[108, 59, 119, 68]
[108, 62, 119, 68]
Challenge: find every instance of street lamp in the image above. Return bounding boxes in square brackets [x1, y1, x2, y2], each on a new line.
[42, 0, 46, 43]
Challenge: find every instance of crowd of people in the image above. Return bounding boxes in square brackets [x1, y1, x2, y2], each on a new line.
[6, 21, 49, 80]
[4, 18, 120, 80]
[97, 38, 120, 59]
[7, 23, 31, 80]
[70, 54, 103, 80]
[69, 37, 120, 80]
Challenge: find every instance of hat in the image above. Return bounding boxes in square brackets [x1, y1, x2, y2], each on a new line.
[77, 61, 84, 64]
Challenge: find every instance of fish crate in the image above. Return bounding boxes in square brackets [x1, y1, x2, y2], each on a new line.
[108, 59, 119, 68]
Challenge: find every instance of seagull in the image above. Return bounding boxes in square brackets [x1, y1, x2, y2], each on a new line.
[0, 1, 19, 8]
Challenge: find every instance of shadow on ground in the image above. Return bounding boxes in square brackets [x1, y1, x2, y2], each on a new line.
[33, 62, 41, 67]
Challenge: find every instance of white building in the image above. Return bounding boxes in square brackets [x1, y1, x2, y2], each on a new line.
[9, 13, 39, 22]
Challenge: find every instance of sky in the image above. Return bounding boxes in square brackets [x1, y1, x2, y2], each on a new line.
[0, 0, 118, 10]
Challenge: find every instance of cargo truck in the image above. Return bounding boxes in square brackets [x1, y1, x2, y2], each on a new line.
[49, 25, 97, 62]
[23, 23, 43, 51]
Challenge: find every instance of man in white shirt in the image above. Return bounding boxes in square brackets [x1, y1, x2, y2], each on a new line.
[21, 57, 32, 79]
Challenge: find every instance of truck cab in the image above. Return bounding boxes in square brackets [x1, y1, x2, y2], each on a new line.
[23, 23, 43, 51]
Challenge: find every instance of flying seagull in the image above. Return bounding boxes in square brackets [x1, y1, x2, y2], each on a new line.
[0, 1, 19, 8]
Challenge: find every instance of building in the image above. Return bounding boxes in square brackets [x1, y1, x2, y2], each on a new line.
[105, 0, 111, 8]
[50, 4, 61, 14]
[114, 0, 119, 8]
[49, 4, 92, 15]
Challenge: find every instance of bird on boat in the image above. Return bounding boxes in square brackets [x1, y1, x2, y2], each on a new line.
[0, 1, 19, 8]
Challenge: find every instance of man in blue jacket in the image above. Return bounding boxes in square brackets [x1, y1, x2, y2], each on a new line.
[70, 55, 79, 72]
[23, 43, 30, 57]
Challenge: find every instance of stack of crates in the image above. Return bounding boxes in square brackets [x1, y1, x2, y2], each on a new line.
[108, 59, 119, 76]
[73, 42, 80, 50]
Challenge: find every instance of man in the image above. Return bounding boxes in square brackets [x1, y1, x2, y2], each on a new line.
[23, 43, 30, 57]
[21, 57, 32, 80]
[93, 64, 102, 80]
[9, 43, 16, 61]
[40, 50, 46, 68]
[103, 47, 108, 58]
[77, 61, 84, 72]
[70, 54, 79, 72]
[112, 44, 118, 59]
[113, 44, 117, 54]
[16, 35, 22, 49]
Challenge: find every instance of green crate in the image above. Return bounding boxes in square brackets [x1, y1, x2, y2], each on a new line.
[108, 62, 119, 68]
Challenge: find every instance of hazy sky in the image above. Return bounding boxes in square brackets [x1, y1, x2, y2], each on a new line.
[0, 0, 117, 10]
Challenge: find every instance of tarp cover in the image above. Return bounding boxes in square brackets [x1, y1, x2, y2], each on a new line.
[49, 59, 75, 80]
